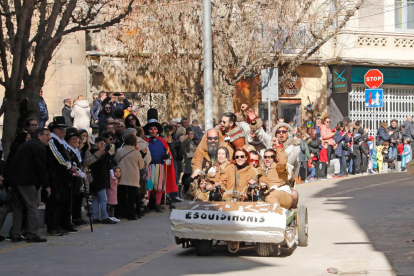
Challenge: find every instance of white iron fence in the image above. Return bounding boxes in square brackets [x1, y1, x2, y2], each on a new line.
[349, 86, 414, 137]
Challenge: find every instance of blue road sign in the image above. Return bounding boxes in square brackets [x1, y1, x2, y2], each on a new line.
[365, 89, 383, 108]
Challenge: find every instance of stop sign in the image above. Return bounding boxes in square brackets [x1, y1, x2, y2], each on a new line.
[364, 69, 383, 88]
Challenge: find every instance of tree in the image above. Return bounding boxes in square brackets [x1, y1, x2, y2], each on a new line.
[0, 0, 136, 156]
[113, 0, 366, 114]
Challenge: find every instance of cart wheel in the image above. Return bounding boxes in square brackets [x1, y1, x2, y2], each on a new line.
[196, 240, 213, 256]
[298, 205, 308, 247]
[256, 243, 274, 257]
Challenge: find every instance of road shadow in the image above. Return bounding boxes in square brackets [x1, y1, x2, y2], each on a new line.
[313, 172, 414, 276]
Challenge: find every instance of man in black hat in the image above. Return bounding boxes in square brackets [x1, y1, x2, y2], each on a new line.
[45, 116, 77, 236]
[144, 109, 178, 211]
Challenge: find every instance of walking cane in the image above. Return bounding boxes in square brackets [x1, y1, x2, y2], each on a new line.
[164, 164, 167, 211]
[83, 179, 93, 232]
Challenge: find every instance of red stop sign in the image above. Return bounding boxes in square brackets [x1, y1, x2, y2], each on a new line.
[364, 69, 383, 88]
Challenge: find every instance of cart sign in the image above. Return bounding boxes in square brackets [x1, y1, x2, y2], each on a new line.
[365, 89, 383, 108]
[364, 69, 383, 88]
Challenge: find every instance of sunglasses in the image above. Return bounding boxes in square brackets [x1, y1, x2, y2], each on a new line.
[250, 159, 259, 164]
[276, 130, 287, 134]
[325, 121, 331, 123]
[263, 155, 275, 159]
[235, 155, 245, 159]
[105, 107, 112, 110]
[207, 136, 218, 141]
[29, 124, 38, 127]
[128, 118, 135, 121]
[58, 127, 66, 130]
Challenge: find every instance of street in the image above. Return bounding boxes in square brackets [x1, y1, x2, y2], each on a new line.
[0, 172, 413, 276]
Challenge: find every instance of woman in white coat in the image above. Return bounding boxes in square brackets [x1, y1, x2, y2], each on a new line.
[71, 95, 91, 130]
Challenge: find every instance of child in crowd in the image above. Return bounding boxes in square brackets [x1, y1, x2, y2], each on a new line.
[307, 153, 316, 181]
[401, 139, 412, 171]
[397, 140, 404, 172]
[377, 143, 384, 173]
[319, 142, 329, 179]
[368, 136, 377, 173]
[107, 167, 121, 222]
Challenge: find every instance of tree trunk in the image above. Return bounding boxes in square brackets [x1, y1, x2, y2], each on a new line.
[3, 88, 21, 159]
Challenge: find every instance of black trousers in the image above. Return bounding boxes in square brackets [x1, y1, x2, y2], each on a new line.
[354, 150, 362, 174]
[116, 185, 137, 219]
[11, 185, 39, 239]
[327, 145, 333, 163]
[45, 186, 70, 232]
[72, 192, 84, 220]
[299, 161, 307, 181]
[319, 162, 327, 178]
[361, 154, 368, 173]
[182, 174, 192, 194]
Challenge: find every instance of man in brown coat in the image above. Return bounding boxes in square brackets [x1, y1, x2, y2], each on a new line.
[220, 112, 245, 150]
[191, 128, 233, 175]
[262, 139, 293, 209]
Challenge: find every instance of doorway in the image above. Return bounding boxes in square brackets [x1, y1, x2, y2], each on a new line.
[278, 100, 301, 125]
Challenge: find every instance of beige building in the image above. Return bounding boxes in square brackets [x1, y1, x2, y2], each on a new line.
[1, 0, 412, 133]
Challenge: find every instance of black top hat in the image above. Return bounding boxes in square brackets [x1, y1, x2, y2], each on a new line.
[143, 108, 163, 135]
[52, 116, 68, 128]
[65, 127, 81, 141]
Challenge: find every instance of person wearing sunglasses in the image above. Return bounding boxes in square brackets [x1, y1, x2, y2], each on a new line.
[320, 117, 335, 163]
[98, 104, 113, 132]
[125, 114, 141, 129]
[262, 142, 296, 209]
[220, 148, 258, 199]
[191, 128, 233, 177]
[220, 112, 245, 150]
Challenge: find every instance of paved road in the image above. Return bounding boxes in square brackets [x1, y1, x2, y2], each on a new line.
[0, 172, 413, 276]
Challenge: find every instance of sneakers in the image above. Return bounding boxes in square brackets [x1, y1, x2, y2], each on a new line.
[5, 234, 11, 241]
[173, 196, 183, 202]
[62, 227, 79, 234]
[102, 218, 117, 224]
[47, 230, 64, 236]
[21, 232, 28, 240]
[333, 174, 343, 178]
[109, 217, 120, 222]
[27, 236, 47, 243]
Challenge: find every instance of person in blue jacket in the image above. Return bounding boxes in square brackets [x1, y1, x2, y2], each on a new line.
[377, 121, 394, 146]
[39, 89, 48, 128]
[334, 121, 350, 176]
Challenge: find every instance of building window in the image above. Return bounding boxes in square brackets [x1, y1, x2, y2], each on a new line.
[395, 0, 414, 31]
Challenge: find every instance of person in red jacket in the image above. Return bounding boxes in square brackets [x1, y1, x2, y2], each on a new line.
[319, 142, 329, 179]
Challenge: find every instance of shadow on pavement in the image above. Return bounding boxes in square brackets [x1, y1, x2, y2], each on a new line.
[313, 172, 414, 275]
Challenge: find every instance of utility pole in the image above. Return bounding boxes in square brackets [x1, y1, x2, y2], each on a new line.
[203, 0, 213, 130]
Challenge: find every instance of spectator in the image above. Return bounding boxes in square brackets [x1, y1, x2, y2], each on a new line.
[307, 153, 316, 181]
[115, 134, 144, 220]
[125, 113, 141, 129]
[90, 91, 106, 128]
[190, 119, 203, 142]
[320, 117, 335, 162]
[319, 142, 329, 179]
[98, 104, 113, 132]
[101, 93, 130, 116]
[402, 116, 414, 147]
[62, 98, 73, 127]
[181, 129, 197, 192]
[114, 121, 125, 149]
[39, 89, 48, 128]
[353, 127, 365, 175]
[106, 124, 115, 134]
[89, 137, 117, 224]
[107, 168, 121, 222]
[180, 117, 191, 132]
[123, 103, 133, 119]
[402, 139, 412, 171]
[334, 121, 350, 177]
[377, 121, 393, 145]
[388, 119, 400, 160]
[10, 128, 51, 243]
[130, 105, 139, 118]
[24, 118, 39, 138]
[71, 95, 91, 131]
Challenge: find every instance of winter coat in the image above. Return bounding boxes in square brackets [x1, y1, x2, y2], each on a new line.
[71, 100, 91, 130]
[220, 164, 258, 194]
[192, 131, 233, 174]
[401, 120, 414, 146]
[39, 97, 48, 122]
[377, 127, 391, 145]
[10, 138, 49, 190]
[107, 170, 119, 205]
[307, 138, 321, 157]
[98, 112, 112, 131]
[402, 144, 412, 167]
[89, 147, 116, 193]
[334, 131, 350, 157]
[320, 124, 335, 146]
[90, 99, 102, 128]
[387, 126, 400, 147]
[115, 145, 144, 188]
[298, 139, 307, 162]
[353, 134, 364, 154]
[62, 105, 73, 127]
[101, 96, 131, 116]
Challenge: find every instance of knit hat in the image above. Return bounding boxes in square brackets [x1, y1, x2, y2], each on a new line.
[368, 136, 374, 140]
[273, 122, 292, 137]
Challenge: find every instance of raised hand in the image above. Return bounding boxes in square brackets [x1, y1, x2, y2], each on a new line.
[246, 109, 257, 122]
